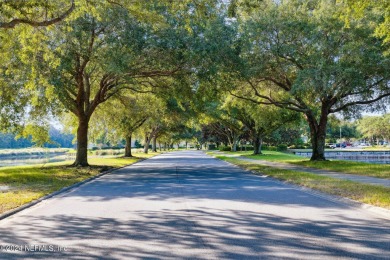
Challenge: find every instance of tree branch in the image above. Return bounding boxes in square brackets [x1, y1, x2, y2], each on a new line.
[330, 91, 390, 113]
[0, 1, 75, 29]
[229, 91, 308, 113]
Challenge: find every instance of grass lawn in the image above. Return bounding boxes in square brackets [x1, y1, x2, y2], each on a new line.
[0, 152, 159, 215]
[290, 160, 390, 179]
[240, 151, 304, 162]
[209, 151, 390, 179]
[216, 156, 390, 209]
[362, 146, 390, 151]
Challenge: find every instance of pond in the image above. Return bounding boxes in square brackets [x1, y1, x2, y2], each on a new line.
[0, 153, 72, 167]
[293, 151, 390, 164]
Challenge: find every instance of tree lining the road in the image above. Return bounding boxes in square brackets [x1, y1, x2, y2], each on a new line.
[36, 7, 185, 166]
[227, 0, 390, 160]
[1, 0, 389, 165]
[11, 1, 214, 166]
[88, 93, 159, 157]
[357, 114, 390, 145]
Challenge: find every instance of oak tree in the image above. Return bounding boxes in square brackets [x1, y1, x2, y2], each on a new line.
[233, 0, 390, 160]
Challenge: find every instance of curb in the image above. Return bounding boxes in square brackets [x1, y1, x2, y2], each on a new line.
[208, 153, 390, 220]
[0, 157, 147, 221]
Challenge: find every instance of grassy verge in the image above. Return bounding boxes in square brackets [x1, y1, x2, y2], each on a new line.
[290, 160, 390, 179]
[209, 151, 390, 179]
[0, 152, 158, 215]
[362, 146, 390, 151]
[216, 155, 390, 209]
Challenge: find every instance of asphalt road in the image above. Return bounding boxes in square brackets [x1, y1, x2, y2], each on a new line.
[0, 151, 389, 259]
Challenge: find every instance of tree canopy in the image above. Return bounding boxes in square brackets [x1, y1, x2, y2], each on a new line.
[1, 0, 389, 164]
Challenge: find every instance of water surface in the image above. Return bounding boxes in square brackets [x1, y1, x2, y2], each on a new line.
[294, 151, 390, 164]
[0, 154, 71, 167]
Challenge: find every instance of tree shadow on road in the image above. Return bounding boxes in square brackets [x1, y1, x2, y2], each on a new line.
[0, 151, 389, 259]
[0, 208, 389, 259]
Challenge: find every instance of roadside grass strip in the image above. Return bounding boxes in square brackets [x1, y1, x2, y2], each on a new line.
[289, 160, 390, 179]
[0, 153, 159, 215]
[216, 155, 390, 209]
[212, 151, 390, 179]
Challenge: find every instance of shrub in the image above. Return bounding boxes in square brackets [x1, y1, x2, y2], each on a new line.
[288, 145, 306, 149]
[219, 146, 232, 151]
[237, 145, 254, 151]
[102, 146, 122, 150]
[277, 144, 288, 151]
[91, 148, 125, 156]
[263, 145, 277, 151]
[208, 144, 217, 150]
[134, 140, 143, 148]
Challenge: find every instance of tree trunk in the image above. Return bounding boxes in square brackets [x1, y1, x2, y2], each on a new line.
[124, 135, 132, 157]
[144, 135, 150, 154]
[152, 136, 157, 152]
[231, 135, 239, 152]
[306, 111, 328, 161]
[73, 117, 89, 167]
[232, 142, 237, 152]
[310, 130, 326, 160]
[253, 135, 263, 155]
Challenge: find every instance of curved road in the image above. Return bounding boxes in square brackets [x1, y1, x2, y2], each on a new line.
[0, 151, 389, 259]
